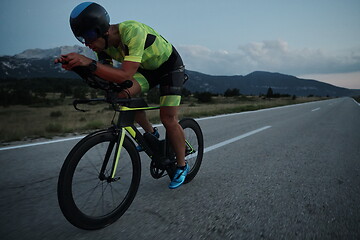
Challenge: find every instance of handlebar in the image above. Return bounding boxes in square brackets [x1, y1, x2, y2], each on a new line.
[55, 61, 139, 112]
[73, 97, 136, 112]
[73, 98, 104, 112]
[71, 77, 134, 112]
[55, 61, 134, 93]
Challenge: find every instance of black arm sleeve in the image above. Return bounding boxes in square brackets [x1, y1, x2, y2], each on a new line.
[97, 51, 113, 65]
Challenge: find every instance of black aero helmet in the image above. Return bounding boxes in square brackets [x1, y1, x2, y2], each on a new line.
[70, 2, 110, 44]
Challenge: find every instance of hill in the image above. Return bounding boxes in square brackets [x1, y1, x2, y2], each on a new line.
[0, 46, 357, 97]
[185, 70, 356, 97]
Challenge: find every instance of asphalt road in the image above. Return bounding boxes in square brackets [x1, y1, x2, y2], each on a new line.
[0, 97, 359, 240]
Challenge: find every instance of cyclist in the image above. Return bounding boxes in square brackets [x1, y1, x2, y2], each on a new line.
[55, 2, 188, 189]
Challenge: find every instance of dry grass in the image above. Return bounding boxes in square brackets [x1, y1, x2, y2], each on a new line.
[179, 96, 323, 118]
[0, 96, 326, 144]
[0, 102, 115, 142]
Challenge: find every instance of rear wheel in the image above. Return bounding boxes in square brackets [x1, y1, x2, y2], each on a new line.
[57, 130, 141, 230]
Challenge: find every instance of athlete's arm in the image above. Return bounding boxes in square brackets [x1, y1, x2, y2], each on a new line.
[59, 52, 140, 83]
[94, 60, 140, 83]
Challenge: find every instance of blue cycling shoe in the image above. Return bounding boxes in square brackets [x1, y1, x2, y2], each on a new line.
[136, 127, 159, 152]
[152, 127, 160, 138]
[169, 164, 189, 189]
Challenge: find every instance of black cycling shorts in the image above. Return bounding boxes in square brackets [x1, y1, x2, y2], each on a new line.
[134, 46, 184, 106]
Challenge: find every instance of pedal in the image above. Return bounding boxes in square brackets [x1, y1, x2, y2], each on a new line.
[150, 160, 165, 179]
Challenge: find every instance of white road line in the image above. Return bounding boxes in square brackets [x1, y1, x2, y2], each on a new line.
[0, 136, 86, 151]
[1, 125, 272, 152]
[311, 107, 320, 112]
[195, 100, 322, 122]
[204, 126, 272, 153]
[353, 99, 360, 107]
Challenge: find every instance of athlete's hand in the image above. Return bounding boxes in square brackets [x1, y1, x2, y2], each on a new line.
[56, 53, 92, 70]
[54, 56, 68, 65]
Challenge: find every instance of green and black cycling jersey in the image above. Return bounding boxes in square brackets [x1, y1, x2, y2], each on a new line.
[100, 21, 184, 107]
[105, 20, 173, 70]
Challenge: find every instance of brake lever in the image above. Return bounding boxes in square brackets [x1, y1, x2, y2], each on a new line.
[73, 99, 93, 112]
[73, 98, 107, 112]
[73, 101, 89, 112]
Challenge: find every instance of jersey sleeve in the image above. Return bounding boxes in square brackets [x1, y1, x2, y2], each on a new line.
[120, 21, 147, 63]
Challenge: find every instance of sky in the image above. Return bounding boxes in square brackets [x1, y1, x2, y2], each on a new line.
[0, 0, 359, 89]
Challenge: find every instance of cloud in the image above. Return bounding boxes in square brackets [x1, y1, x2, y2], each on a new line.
[177, 40, 360, 76]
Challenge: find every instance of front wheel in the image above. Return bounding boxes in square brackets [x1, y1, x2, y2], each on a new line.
[167, 118, 204, 183]
[57, 129, 141, 230]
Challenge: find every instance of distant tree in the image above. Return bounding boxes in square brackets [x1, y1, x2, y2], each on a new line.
[73, 87, 87, 99]
[194, 91, 212, 103]
[224, 88, 240, 97]
[60, 92, 66, 100]
[12, 89, 34, 105]
[273, 93, 281, 98]
[0, 88, 11, 106]
[90, 89, 98, 98]
[182, 87, 191, 97]
[59, 84, 73, 96]
[34, 89, 47, 99]
[266, 87, 274, 98]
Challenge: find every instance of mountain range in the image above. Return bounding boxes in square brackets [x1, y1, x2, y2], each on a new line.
[0, 46, 358, 97]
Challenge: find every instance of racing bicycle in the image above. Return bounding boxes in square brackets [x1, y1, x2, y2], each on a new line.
[57, 67, 204, 230]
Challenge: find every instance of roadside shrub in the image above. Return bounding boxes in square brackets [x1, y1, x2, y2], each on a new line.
[224, 88, 240, 97]
[188, 103, 196, 107]
[50, 111, 63, 118]
[194, 92, 212, 103]
[45, 123, 63, 133]
[84, 120, 103, 130]
[73, 87, 87, 99]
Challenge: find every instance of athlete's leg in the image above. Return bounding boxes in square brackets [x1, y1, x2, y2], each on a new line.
[118, 76, 153, 133]
[160, 106, 185, 166]
[134, 110, 153, 133]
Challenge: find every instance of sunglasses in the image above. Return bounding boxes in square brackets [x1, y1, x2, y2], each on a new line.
[76, 30, 99, 44]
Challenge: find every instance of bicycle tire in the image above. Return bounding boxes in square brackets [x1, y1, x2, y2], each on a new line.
[57, 129, 141, 230]
[167, 118, 204, 183]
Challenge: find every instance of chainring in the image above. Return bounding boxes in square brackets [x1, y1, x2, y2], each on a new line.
[150, 160, 165, 179]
